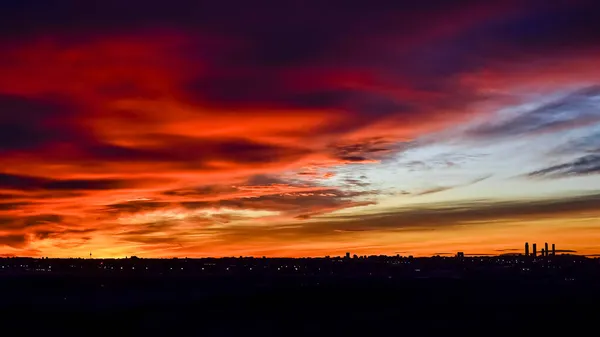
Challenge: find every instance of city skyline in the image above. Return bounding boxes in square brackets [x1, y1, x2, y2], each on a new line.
[1, 1, 600, 258]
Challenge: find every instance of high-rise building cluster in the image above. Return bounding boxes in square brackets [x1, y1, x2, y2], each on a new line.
[524, 242, 556, 257]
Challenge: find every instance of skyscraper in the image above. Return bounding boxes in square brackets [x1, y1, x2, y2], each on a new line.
[533, 243, 537, 257]
[545, 243, 549, 257]
[525, 242, 529, 256]
[552, 244, 556, 256]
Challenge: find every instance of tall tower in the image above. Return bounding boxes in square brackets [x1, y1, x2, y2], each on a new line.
[552, 244, 556, 256]
[532, 243, 537, 257]
[545, 243, 549, 257]
[525, 242, 529, 256]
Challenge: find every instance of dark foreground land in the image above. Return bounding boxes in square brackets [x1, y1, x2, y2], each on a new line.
[1, 274, 599, 336]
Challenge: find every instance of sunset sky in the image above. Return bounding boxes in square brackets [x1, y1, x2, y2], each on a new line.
[1, 0, 600, 258]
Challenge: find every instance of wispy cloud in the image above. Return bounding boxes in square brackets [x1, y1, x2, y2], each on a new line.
[413, 174, 492, 196]
[527, 154, 600, 179]
[551, 130, 600, 155]
[466, 85, 600, 140]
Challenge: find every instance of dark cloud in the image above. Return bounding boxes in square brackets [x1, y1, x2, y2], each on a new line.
[34, 228, 95, 240]
[244, 175, 294, 186]
[213, 193, 600, 240]
[398, 1, 600, 85]
[334, 193, 600, 232]
[0, 214, 65, 231]
[116, 220, 207, 245]
[107, 181, 376, 220]
[527, 154, 600, 179]
[331, 138, 397, 163]
[117, 222, 177, 237]
[161, 175, 328, 201]
[162, 185, 238, 198]
[0, 192, 84, 206]
[84, 136, 311, 168]
[467, 85, 600, 139]
[50, 237, 92, 249]
[103, 201, 173, 214]
[552, 131, 600, 155]
[483, 1, 600, 53]
[0, 217, 13, 227]
[23, 214, 64, 227]
[413, 175, 491, 196]
[188, 79, 414, 119]
[0, 173, 145, 191]
[0, 234, 27, 248]
[413, 186, 455, 196]
[0, 213, 97, 250]
[0, 202, 32, 211]
[121, 236, 182, 245]
[343, 179, 371, 188]
[0, 94, 80, 152]
[181, 188, 375, 219]
[400, 153, 488, 172]
[0, 93, 311, 165]
[403, 161, 431, 172]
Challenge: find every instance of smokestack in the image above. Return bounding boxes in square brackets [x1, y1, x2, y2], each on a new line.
[533, 243, 537, 257]
[525, 242, 529, 256]
[552, 244, 556, 256]
[545, 242, 549, 257]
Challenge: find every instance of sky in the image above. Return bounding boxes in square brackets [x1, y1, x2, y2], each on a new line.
[1, 0, 600, 258]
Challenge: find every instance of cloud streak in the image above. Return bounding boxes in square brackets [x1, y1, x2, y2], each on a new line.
[413, 175, 492, 196]
[527, 155, 600, 179]
[467, 85, 600, 140]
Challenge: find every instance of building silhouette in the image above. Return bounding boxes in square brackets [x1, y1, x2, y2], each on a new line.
[552, 244, 556, 256]
[532, 243, 537, 257]
[525, 242, 529, 256]
[545, 243, 549, 257]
